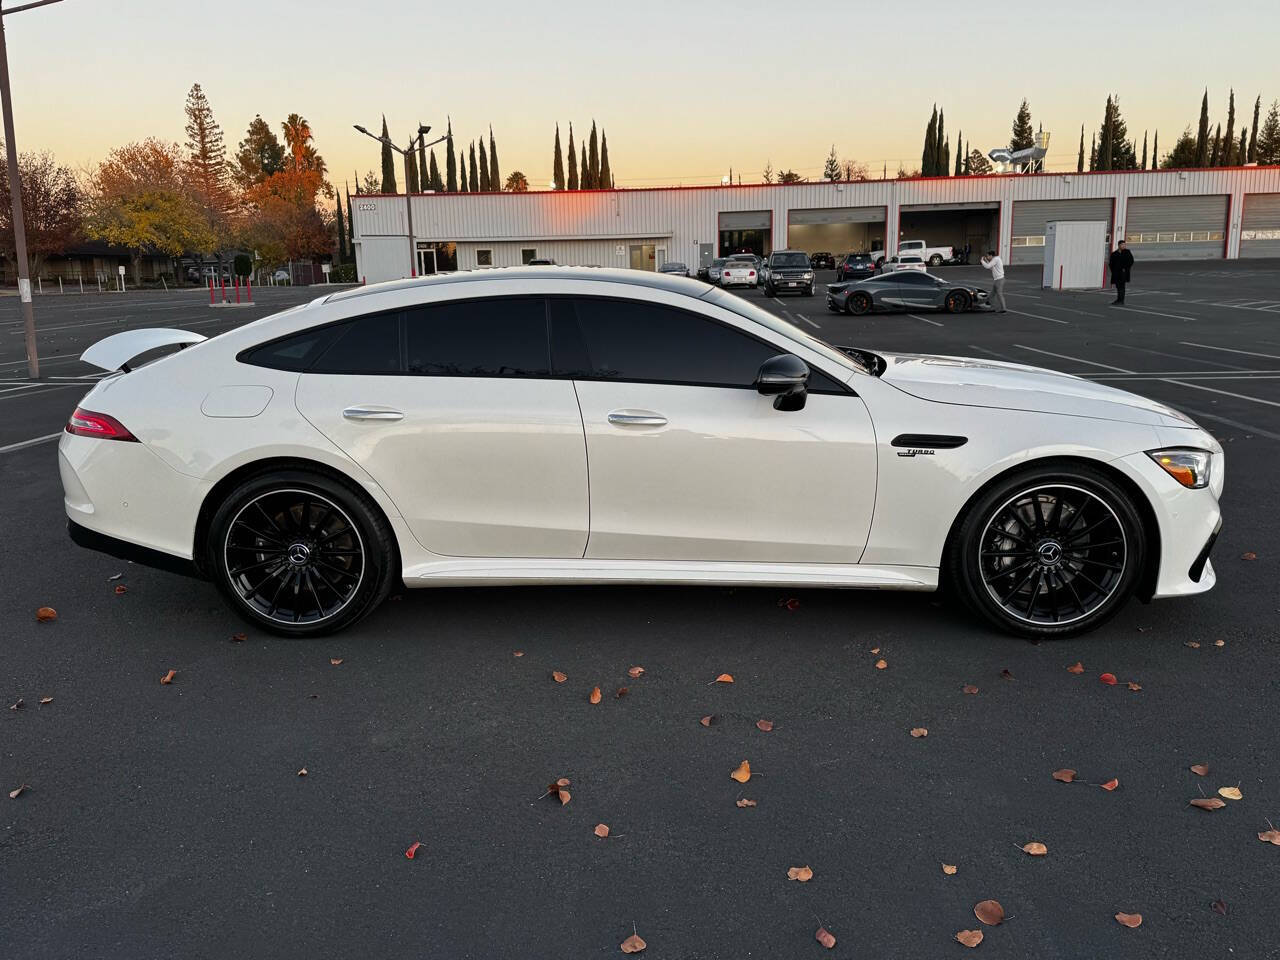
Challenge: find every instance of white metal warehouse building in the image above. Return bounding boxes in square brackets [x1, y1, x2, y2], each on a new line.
[351, 166, 1280, 283]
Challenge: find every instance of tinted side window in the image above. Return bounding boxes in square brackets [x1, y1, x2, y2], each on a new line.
[406, 297, 549, 377]
[310, 313, 402, 374]
[895, 273, 934, 285]
[241, 326, 342, 371]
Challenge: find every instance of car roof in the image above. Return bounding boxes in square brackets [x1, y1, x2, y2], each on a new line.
[321, 266, 712, 304]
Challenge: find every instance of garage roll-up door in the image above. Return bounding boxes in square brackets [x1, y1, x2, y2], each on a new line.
[718, 210, 771, 230]
[1125, 195, 1227, 260]
[1010, 199, 1112, 265]
[1241, 194, 1280, 258]
[789, 206, 884, 226]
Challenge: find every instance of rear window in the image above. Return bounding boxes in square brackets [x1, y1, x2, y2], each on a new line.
[846, 254, 870, 262]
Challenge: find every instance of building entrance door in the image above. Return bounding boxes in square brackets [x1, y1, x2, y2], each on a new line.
[416, 245, 437, 276]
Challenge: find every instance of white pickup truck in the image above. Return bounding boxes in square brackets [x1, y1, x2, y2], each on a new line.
[871, 239, 954, 267]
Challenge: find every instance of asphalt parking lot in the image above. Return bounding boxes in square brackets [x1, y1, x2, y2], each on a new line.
[4, 264, 1280, 959]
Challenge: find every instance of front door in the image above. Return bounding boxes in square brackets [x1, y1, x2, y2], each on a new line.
[892, 271, 942, 310]
[294, 296, 589, 559]
[416, 245, 437, 276]
[550, 295, 876, 563]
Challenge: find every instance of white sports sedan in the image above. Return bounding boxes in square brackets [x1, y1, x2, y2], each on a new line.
[720, 258, 759, 288]
[61, 267, 1223, 639]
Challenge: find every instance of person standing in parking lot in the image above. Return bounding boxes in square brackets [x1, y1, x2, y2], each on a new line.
[980, 250, 1007, 312]
[1109, 239, 1134, 305]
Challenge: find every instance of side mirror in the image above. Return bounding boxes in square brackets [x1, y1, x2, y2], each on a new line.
[756, 354, 809, 411]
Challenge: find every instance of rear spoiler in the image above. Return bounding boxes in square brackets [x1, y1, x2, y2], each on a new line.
[80, 328, 207, 372]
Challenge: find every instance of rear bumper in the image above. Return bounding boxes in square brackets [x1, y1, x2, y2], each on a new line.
[68, 519, 201, 578]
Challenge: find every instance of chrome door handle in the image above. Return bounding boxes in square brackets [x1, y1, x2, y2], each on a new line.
[342, 405, 404, 422]
[607, 410, 667, 427]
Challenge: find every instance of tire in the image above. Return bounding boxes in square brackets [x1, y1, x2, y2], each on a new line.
[929, 254, 945, 267]
[206, 468, 398, 637]
[846, 291, 872, 315]
[944, 289, 971, 314]
[805, 285, 815, 296]
[946, 464, 1147, 639]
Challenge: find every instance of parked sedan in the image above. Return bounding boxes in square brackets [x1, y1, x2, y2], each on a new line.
[707, 258, 729, 284]
[659, 261, 690, 277]
[721, 257, 759, 288]
[63, 267, 1222, 641]
[835, 253, 877, 282]
[880, 255, 928, 274]
[827, 272, 990, 315]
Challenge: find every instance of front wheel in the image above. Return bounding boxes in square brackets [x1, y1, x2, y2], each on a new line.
[946, 465, 1147, 639]
[206, 469, 397, 637]
[944, 290, 971, 313]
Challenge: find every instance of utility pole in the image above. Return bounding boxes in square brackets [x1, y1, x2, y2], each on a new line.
[354, 121, 444, 277]
[1, 0, 66, 378]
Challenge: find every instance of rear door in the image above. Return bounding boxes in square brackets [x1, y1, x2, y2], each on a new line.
[293, 297, 589, 559]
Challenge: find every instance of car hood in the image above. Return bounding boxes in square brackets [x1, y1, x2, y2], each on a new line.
[875, 352, 1198, 428]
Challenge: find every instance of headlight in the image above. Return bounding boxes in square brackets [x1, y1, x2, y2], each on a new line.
[804, 271, 814, 278]
[1146, 448, 1212, 488]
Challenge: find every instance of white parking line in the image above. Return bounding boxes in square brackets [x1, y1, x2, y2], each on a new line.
[0, 432, 63, 454]
[1114, 305, 1198, 322]
[793, 313, 821, 329]
[908, 314, 944, 327]
[1007, 309, 1069, 325]
[1179, 341, 1280, 362]
[1109, 342, 1253, 370]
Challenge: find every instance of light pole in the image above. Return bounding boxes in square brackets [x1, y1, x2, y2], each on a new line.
[353, 122, 445, 277]
[2, 0, 67, 379]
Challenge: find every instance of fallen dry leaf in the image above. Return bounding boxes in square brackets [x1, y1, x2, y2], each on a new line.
[1184, 640, 1201, 649]
[9, 699, 21, 711]
[9, 783, 29, 799]
[942, 863, 957, 875]
[713, 673, 734, 684]
[594, 823, 610, 838]
[955, 930, 984, 948]
[1022, 842, 1048, 856]
[230, 632, 246, 642]
[910, 727, 928, 738]
[329, 658, 343, 666]
[1099, 672, 1118, 685]
[113, 584, 127, 595]
[620, 932, 647, 954]
[814, 927, 836, 949]
[1052, 769, 1077, 783]
[589, 686, 602, 705]
[1128, 682, 1142, 692]
[615, 687, 628, 698]
[1257, 829, 1280, 845]
[39, 697, 53, 706]
[1241, 551, 1257, 561]
[870, 647, 881, 655]
[297, 768, 307, 777]
[548, 778, 571, 805]
[974, 900, 1005, 926]
[784, 598, 800, 611]
[1211, 898, 1228, 915]
[700, 715, 714, 727]
[627, 666, 644, 678]
[962, 684, 979, 695]
[552, 671, 567, 683]
[730, 760, 751, 783]
[1190, 763, 1209, 776]
[1218, 786, 1243, 801]
[160, 669, 177, 685]
[1115, 912, 1143, 928]
[756, 719, 774, 732]
[787, 865, 814, 882]
[36, 607, 57, 623]
[1067, 661, 1085, 674]
[1000, 669, 1015, 681]
[875, 659, 888, 670]
[1100, 778, 1119, 791]
[735, 798, 757, 808]
[1213, 639, 1225, 647]
[1190, 797, 1226, 810]
[513, 650, 524, 657]
[405, 841, 421, 859]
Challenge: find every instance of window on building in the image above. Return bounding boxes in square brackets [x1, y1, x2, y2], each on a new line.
[521, 248, 538, 265]
[476, 249, 493, 267]
[405, 297, 550, 377]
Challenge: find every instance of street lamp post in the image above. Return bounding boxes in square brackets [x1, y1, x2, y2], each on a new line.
[1, 0, 67, 379]
[353, 122, 445, 278]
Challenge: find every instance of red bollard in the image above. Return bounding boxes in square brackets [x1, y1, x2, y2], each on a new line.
[220, 277, 226, 303]
[362, 276, 367, 285]
[246, 278, 253, 303]
[209, 278, 215, 305]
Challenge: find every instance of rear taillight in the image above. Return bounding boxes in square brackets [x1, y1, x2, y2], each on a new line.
[748, 270, 756, 277]
[66, 407, 138, 441]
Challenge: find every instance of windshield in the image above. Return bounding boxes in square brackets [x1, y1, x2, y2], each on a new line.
[711, 258, 727, 267]
[771, 253, 810, 268]
[662, 262, 686, 270]
[701, 287, 867, 376]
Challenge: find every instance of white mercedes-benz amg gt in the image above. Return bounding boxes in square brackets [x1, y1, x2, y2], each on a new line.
[60, 268, 1223, 639]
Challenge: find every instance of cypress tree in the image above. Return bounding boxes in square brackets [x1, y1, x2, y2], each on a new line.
[1208, 123, 1222, 167]
[418, 136, 427, 192]
[935, 108, 946, 175]
[1222, 89, 1236, 166]
[428, 149, 442, 191]
[478, 139, 490, 191]
[1152, 131, 1158, 169]
[345, 183, 355, 250]
[1248, 95, 1261, 162]
[580, 147, 589, 192]
[1089, 132, 1097, 170]
[405, 147, 419, 192]
[567, 124, 578, 190]
[1141, 131, 1148, 170]
[1194, 90, 1210, 166]
[599, 129, 612, 188]
[1097, 96, 1114, 171]
[380, 115, 397, 193]
[922, 105, 937, 175]
[955, 130, 963, 175]
[940, 137, 950, 177]
[335, 192, 347, 262]
[588, 121, 600, 188]
[1010, 99, 1034, 150]
[1077, 125, 1085, 172]
[1238, 127, 1248, 167]
[445, 117, 457, 192]
[468, 141, 479, 193]
[552, 124, 565, 190]
[459, 157, 467, 192]
[488, 126, 500, 192]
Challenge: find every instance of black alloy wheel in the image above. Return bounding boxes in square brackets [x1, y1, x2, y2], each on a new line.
[944, 290, 971, 313]
[846, 291, 872, 315]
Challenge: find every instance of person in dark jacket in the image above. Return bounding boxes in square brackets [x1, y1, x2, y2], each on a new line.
[1109, 240, 1134, 305]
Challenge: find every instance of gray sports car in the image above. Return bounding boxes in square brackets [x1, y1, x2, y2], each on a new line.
[826, 271, 991, 315]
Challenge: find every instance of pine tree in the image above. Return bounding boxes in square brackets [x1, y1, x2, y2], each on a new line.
[231, 114, 285, 188]
[445, 117, 457, 192]
[552, 124, 565, 190]
[1222, 89, 1236, 166]
[380, 115, 397, 193]
[1163, 127, 1198, 168]
[967, 149, 992, 176]
[1208, 123, 1222, 166]
[1097, 96, 1114, 171]
[762, 160, 774, 184]
[1010, 99, 1034, 150]
[468, 141, 479, 193]
[1194, 90, 1210, 166]
[921, 105, 937, 175]
[599, 129, 611, 189]
[588, 121, 600, 189]
[1248, 95, 1261, 162]
[1257, 100, 1280, 165]
[459, 157, 467, 192]
[488, 126, 500, 192]
[1077, 125, 1085, 172]
[1141, 131, 1147, 170]
[1109, 97, 1138, 169]
[478, 139, 490, 191]
[823, 144, 841, 180]
[567, 124, 578, 190]
[183, 83, 230, 251]
[405, 147, 419, 192]
[428, 149, 442, 191]
[935, 108, 946, 175]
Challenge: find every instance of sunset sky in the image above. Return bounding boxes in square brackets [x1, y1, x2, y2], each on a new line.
[7, 0, 1279, 189]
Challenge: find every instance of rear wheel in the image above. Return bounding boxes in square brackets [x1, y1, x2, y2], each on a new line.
[944, 289, 971, 313]
[846, 291, 872, 315]
[207, 469, 397, 637]
[929, 254, 945, 266]
[947, 465, 1147, 639]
